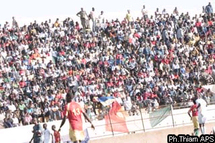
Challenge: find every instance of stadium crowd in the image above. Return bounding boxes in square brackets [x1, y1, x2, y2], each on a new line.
[1, 2, 215, 128]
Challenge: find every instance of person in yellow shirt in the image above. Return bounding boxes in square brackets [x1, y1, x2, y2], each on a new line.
[126, 10, 132, 25]
[54, 18, 60, 27]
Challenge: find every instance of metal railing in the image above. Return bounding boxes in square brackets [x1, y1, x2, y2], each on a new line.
[86, 104, 215, 140]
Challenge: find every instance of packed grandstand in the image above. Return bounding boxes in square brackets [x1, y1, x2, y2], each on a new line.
[0, 2, 215, 135]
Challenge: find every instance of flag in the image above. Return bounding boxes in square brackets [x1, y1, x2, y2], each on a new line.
[149, 106, 171, 128]
[98, 96, 115, 107]
[105, 101, 129, 133]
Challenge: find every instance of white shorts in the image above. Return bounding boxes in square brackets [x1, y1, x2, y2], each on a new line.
[198, 114, 207, 124]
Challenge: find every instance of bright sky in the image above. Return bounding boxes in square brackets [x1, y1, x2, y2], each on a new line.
[0, 0, 214, 26]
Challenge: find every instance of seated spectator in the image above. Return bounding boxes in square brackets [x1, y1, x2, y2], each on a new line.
[3, 117, 14, 128]
[12, 113, 19, 127]
[24, 112, 32, 125]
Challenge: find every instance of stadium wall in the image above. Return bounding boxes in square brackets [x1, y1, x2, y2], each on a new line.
[0, 105, 215, 143]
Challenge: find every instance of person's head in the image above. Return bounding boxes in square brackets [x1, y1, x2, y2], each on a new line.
[52, 125, 56, 131]
[43, 123, 47, 129]
[66, 91, 75, 103]
[192, 98, 196, 104]
[92, 7, 95, 11]
[81, 8, 83, 11]
[32, 118, 38, 125]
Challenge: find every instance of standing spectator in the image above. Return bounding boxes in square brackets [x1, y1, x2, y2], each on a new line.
[12, 17, 18, 29]
[42, 123, 52, 143]
[52, 125, 61, 143]
[126, 10, 132, 25]
[141, 5, 148, 20]
[76, 8, 88, 29]
[123, 95, 132, 114]
[97, 11, 105, 29]
[30, 118, 43, 143]
[90, 7, 97, 32]
[205, 2, 213, 15]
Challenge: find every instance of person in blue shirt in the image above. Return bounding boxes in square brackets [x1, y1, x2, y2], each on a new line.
[30, 118, 43, 143]
[205, 2, 213, 14]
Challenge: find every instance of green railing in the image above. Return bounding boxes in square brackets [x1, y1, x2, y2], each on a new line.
[86, 104, 215, 140]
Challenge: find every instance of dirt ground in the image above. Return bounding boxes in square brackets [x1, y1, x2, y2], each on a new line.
[89, 122, 215, 143]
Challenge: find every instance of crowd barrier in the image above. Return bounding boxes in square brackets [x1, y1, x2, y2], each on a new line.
[0, 104, 215, 143]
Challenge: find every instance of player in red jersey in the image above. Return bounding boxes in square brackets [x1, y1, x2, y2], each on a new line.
[52, 125, 61, 143]
[58, 91, 95, 143]
[188, 98, 199, 136]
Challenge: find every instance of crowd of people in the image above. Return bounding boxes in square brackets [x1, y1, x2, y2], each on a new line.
[0, 2, 215, 129]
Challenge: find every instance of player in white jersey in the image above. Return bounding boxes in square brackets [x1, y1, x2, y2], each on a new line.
[196, 94, 207, 134]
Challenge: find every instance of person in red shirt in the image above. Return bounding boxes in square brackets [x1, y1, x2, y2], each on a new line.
[188, 98, 199, 136]
[52, 125, 61, 143]
[58, 91, 95, 143]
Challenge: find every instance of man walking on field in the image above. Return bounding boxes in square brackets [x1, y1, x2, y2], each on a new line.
[196, 94, 207, 134]
[58, 91, 95, 143]
[188, 98, 199, 136]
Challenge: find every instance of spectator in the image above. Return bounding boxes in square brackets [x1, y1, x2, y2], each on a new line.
[30, 118, 43, 143]
[52, 125, 61, 143]
[126, 10, 133, 24]
[205, 2, 213, 15]
[76, 8, 88, 29]
[141, 5, 148, 20]
[0, 3, 215, 130]
[90, 7, 97, 32]
[11, 112, 19, 127]
[3, 118, 14, 128]
[42, 123, 52, 143]
[24, 112, 32, 125]
[123, 95, 132, 112]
